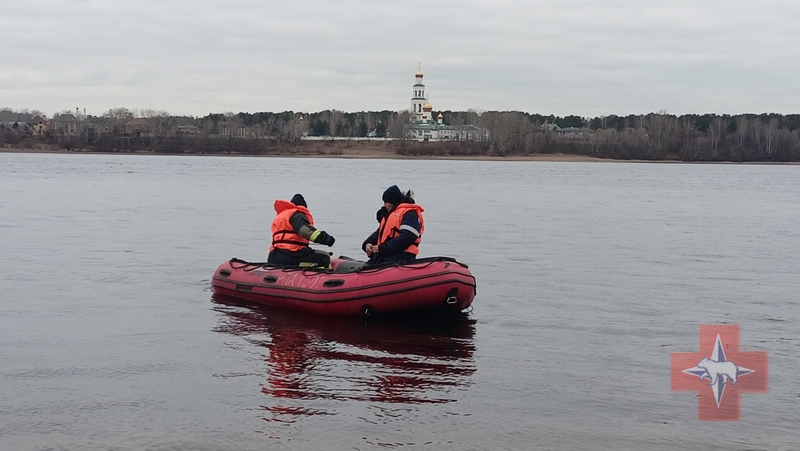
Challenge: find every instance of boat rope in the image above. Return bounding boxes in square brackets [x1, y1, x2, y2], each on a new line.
[354, 256, 468, 274]
[228, 258, 329, 273]
[228, 256, 468, 274]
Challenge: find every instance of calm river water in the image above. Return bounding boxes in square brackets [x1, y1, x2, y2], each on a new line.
[1, 153, 798, 450]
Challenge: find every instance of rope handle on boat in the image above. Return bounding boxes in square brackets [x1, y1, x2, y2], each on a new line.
[349, 256, 469, 274]
[228, 258, 330, 274]
[228, 256, 469, 273]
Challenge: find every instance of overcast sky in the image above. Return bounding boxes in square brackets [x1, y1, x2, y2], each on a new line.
[2, 0, 798, 118]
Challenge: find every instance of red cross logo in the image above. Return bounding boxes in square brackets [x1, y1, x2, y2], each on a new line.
[671, 324, 768, 421]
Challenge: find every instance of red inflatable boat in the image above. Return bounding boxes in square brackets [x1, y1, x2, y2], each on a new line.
[211, 256, 476, 317]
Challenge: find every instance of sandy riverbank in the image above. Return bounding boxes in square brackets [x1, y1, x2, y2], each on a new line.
[3, 141, 796, 163]
[0, 141, 634, 163]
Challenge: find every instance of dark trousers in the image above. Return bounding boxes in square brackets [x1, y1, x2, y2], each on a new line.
[268, 247, 331, 268]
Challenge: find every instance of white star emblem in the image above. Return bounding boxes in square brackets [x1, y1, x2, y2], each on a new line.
[682, 334, 755, 406]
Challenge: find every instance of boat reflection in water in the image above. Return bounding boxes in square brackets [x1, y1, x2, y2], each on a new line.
[212, 294, 477, 423]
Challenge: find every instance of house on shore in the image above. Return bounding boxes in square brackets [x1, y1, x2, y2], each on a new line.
[51, 113, 81, 137]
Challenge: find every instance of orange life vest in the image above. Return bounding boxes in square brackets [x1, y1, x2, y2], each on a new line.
[377, 203, 424, 255]
[270, 199, 314, 252]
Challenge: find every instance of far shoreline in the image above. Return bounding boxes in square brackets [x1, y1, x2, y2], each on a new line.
[2, 145, 798, 165]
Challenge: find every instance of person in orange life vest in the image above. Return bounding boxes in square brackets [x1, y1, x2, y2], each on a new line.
[268, 193, 336, 267]
[362, 185, 424, 264]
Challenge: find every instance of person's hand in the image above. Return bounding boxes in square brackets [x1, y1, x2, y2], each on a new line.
[317, 231, 335, 247]
[365, 243, 377, 256]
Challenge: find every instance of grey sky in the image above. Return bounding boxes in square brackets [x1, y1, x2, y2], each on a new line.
[2, 0, 798, 118]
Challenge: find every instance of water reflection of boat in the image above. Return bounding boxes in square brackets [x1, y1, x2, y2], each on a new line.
[211, 294, 477, 423]
[211, 256, 477, 317]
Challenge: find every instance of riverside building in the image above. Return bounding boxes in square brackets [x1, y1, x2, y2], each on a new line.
[406, 67, 485, 142]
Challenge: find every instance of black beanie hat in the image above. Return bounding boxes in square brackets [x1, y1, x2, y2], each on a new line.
[290, 193, 307, 207]
[382, 185, 403, 204]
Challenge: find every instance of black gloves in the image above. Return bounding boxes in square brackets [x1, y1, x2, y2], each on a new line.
[316, 231, 336, 247]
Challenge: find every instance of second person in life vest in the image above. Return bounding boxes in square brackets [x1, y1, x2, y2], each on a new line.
[268, 193, 336, 268]
[362, 185, 424, 264]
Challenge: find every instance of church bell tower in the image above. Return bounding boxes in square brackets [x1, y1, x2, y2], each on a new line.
[411, 65, 425, 121]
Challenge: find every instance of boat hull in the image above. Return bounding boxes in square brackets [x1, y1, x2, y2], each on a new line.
[211, 257, 476, 317]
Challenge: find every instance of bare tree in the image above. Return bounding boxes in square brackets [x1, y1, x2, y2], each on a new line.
[709, 116, 728, 158]
[479, 111, 535, 155]
[104, 108, 134, 135]
[764, 118, 779, 158]
[285, 114, 308, 141]
[387, 111, 411, 139]
[645, 110, 676, 157]
[734, 116, 749, 150]
[679, 116, 703, 161]
[635, 114, 645, 130]
[589, 128, 616, 156]
[750, 119, 763, 158]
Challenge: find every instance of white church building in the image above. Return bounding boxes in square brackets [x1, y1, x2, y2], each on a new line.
[406, 67, 486, 142]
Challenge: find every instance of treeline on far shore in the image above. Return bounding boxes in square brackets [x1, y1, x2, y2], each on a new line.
[2, 107, 800, 162]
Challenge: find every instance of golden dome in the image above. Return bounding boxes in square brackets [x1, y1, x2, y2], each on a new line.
[415, 69, 423, 77]
[423, 101, 432, 111]
[437, 113, 443, 119]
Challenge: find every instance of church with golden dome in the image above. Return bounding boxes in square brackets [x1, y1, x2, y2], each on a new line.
[406, 66, 485, 142]
[411, 67, 428, 121]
